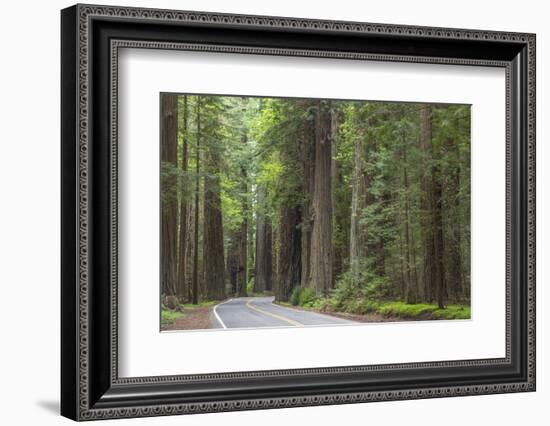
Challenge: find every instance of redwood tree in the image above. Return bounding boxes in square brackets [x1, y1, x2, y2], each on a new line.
[419, 105, 436, 302]
[254, 186, 273, 292]
[300, 101, 315, 289]
[203, 149, 226, 299]
[160, 93, 178, 297]
[191, 97, 201, 304]
[308, 100, 333, 296]
[276, 205, 302, 301]
[236, 132, 248, 297]
[176, 95, 189, 300]
[349, 126, 368, 283]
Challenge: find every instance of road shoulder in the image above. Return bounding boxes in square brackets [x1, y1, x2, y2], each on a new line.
[161, 301, 226, 331]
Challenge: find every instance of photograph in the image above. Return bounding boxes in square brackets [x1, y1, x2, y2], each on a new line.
[159, 93, 471, 331]
[58, 3, 536, 420]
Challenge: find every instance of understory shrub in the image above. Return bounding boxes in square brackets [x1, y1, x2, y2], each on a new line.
[246, 277, 255, 295]
[289, 287, 301, 306]
[290, 287, 317, 307]
[329, 264, 472, 319]
[311, 297, 334, 312]
[331, 264, 390, 313]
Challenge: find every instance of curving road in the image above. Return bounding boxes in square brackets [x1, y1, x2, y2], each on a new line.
[212, 296, 356, 329]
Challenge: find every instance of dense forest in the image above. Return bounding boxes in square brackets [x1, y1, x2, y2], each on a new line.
[160, 93, 471, 323]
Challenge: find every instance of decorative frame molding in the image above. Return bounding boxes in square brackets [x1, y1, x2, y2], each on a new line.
[61, 4, 536, 421]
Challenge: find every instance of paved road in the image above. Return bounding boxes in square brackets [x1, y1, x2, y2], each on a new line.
[212, 296, 357, 329]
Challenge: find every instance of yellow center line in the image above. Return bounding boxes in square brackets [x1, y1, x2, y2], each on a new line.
[246, 299, 304, 327]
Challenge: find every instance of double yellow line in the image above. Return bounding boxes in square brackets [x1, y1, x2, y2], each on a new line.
[246, 299, 304, 327]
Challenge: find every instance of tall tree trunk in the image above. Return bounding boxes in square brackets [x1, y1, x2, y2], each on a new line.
[160, 93, 178, 296]
[203, 152, 226, 300]
[264, 222, 273, 292]
[445, 136, 464, 302]
[226, 232, 239, 295]
[432, 139, 447, 309]
[411, 230, 420, 302]
[236, 128, 248, 297]
[330, 107, 342, 286]
[272, 220, 280, 293]
[254, 186, 272, 293]
[309, 100, 333, 297]
[248, 218, 255, 288]
[185, 198, 195, 302]
[191, 98, 201, 304]
[177, 96, 189, 301]
[349, 130, 368, 283]
[374, 192, 389, 277]
[236, 196, 248, 298]
[276, 206, 302, 301]
[300, 102, 315, 289]
[402, 147, 417, 304]
[376, 237, 386, 276]
[398, 223, 407, 299]
[419, 105, 435, 303]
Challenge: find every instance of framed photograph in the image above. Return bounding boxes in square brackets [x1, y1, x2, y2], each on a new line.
[61, 4, 536, 421]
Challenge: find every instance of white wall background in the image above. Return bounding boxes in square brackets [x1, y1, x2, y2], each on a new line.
[0, 0, 546, 424]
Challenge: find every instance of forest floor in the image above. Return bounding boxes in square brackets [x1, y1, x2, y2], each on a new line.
[278, 300, 471, 322]
[161, 300, 221, 331]
[276, 302, 394, 323]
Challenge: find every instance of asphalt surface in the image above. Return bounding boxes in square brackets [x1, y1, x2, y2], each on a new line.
[212, 296, 357, 329]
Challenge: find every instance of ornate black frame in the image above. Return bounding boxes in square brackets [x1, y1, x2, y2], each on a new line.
[61, 3, 536, 421]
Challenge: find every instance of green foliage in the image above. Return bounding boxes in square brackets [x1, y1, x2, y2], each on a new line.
[161, 308, 184, 326]
[432, 305, 471, 320]
[160, 161, 180, 207]
[181, 300, 218, 309]
[310, 297, 470, 319]
[299, 288, 317, 307]
[328, 256, 470, 319]
[377, 302, 437, 318]
[246, 277, 255, 295]
[332, 263, 392, 311]
[289, 287, 317, 307]
[251, 98, 310, 211]
[376, 302, 471, 320]
[220, 181, 243, 231]
[333, 297, 380, 315]
[289, 287, 301, 306]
